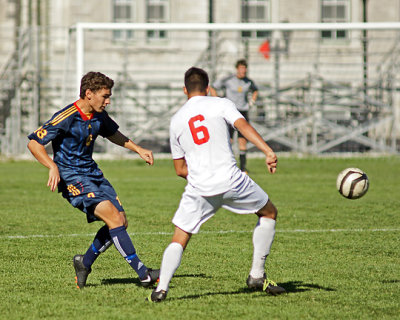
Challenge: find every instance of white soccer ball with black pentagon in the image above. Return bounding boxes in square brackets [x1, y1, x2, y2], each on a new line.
[336, 168, 369, 199]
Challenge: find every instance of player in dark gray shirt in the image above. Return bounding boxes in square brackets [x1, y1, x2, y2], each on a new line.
[210, 59, 258, 172]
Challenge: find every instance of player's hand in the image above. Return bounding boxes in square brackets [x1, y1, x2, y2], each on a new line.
[138, 147, 154, 166]
[249, 99, 256, 107]
[47, 165, 60, 192]
[265, 152, 277, 174]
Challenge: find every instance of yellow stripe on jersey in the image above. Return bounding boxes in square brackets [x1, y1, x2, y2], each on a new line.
[51, 106, 78, 126]
[50, 106, 77, 125]
[49, 105, 76, 124]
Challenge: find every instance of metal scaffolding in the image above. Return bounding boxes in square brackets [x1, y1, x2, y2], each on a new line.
[1, 22, 399, 156]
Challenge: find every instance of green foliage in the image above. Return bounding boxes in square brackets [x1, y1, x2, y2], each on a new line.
[0, 156, 399, 319]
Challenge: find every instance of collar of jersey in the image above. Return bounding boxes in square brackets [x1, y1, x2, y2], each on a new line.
[74, 101, 94, 121]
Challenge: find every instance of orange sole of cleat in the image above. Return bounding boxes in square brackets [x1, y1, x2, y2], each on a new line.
[75, 276, 81, 289]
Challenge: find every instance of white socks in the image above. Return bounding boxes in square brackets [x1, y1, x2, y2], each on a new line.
[156, 218, 275, 291]
[249, 217, 276, 279]
[156, 242, 184, 292]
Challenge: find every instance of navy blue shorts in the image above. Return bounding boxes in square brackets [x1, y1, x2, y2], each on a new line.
[229, 110, 249, 139]
[58, 168, 124, 223]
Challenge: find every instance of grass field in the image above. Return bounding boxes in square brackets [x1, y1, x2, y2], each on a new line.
[1, 156, 399, 319]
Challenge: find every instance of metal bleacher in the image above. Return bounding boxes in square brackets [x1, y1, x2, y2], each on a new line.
[1, 23, 399, 156]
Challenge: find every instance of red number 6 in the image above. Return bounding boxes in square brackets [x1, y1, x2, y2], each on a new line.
[188, 115, 210, 145]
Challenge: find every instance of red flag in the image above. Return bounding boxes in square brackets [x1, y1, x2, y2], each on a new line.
[259, 41, 270, 59]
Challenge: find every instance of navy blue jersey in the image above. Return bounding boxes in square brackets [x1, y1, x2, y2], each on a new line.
[28, 102, 118, 172]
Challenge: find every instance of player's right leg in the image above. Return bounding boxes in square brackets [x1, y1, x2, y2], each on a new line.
[149, 185, 219, 302]
[148, 227, 191, 302]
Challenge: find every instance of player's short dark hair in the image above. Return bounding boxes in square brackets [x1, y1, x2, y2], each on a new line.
[235, 59, 248, 68]
[184, 67, 209, 93]
[80, 71, 114, 99]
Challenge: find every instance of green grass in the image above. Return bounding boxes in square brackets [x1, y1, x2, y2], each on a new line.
[0, 156, 399, 319]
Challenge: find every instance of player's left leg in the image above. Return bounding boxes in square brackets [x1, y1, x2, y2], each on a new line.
[149, 227, 191, 302]
[249, 200, 277, 279]
[222, 176, 285, 294]
[248, 200, 285, 294]
[238, 137, 247, 172]
[238, 110, 249, 172]
[94, 200, 159, 286]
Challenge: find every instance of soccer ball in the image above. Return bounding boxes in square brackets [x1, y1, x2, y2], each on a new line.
[336, 168, 369, 199]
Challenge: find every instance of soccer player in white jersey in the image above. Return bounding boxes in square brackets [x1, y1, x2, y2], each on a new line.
[148, 67, 285, 302]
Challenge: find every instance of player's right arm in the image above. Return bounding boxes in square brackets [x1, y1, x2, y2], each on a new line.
[27, 139, 60, 192]
[173, 157, 188, 179]
[234, 118, 277, 174]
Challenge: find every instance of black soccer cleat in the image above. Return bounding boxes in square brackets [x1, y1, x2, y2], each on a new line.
[73, 254, 91, 289]
[246, 273, 286, 295]
[147, 289, 167, 302]
[263, 279, 286, 295]
[246, 274, 265, 290]
[140, 268, 160, 288]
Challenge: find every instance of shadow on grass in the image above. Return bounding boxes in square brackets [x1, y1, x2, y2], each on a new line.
[101, 273, 210, 286]
[381, 279, 400, 284]
[280, 281, 335, 293]
[173, 280, 335, 301]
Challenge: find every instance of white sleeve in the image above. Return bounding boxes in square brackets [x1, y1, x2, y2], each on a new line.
[169, 119, 185, 159]
[222, 98, 245, 126]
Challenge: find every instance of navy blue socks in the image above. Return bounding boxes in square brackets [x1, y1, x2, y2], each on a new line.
[109, 226, 148, 279]
[83, 225, 112, 269]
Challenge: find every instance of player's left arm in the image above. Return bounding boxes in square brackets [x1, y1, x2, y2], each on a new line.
[234, 118, 277, 174]
[209, 87, 218, 97]
[249, 79, 258, 106]
[107, 130, 154, 165]
[173, 158, 188, 179]
[250, 90, 258, 106]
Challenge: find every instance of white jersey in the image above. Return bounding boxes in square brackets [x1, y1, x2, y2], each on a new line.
[170, 95, 245, 196]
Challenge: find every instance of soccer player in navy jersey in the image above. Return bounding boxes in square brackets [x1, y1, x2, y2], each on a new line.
[27, 71, 159, 289]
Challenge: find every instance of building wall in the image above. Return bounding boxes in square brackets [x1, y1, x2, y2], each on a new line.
[0, 0, 17, 61]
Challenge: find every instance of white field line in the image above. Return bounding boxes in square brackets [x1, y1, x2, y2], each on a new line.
[2, 228, 399, 240]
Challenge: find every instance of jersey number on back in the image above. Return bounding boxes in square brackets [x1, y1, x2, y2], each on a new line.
[188, 115, 210, 145]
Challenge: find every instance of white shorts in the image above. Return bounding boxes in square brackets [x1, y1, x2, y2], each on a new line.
[172, 173, 269, 234]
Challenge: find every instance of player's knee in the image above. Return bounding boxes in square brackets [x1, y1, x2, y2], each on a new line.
[121, 213, 128, 228]
[257, 200, 278, 220]
[97, 203, 126, 228]
[113, 211, 126, 227]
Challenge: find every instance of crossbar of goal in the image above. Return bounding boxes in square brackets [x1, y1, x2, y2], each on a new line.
[70, 21, 400, 94]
